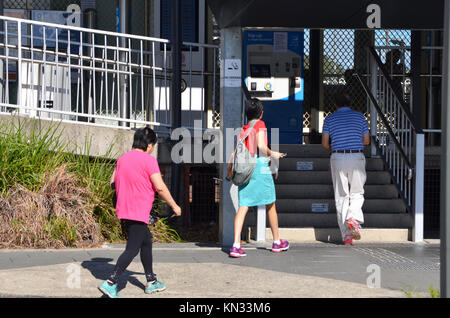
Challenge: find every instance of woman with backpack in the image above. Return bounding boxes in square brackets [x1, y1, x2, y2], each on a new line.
[228, 98, 289, 258]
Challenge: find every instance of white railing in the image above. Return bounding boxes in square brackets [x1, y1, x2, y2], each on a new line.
[355, 46, 424, 242]
[0, 14, 220, 133]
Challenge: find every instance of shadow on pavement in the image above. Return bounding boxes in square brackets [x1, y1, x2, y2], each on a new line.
[81, 257, 146, 297]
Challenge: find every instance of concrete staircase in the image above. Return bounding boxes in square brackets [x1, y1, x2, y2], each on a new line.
[246, 144, 412, 242]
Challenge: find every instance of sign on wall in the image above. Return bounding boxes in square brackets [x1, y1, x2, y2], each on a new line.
[224, 59, 241, 88]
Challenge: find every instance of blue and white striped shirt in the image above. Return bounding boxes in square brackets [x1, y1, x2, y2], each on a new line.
[322, 107, 369, 151]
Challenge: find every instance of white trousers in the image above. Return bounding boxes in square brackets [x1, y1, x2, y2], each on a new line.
[330, 153, 366, 240]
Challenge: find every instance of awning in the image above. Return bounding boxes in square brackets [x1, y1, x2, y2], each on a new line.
[206, 0, 444, 30]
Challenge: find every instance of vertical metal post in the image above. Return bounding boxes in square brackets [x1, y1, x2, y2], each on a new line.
[310, 30, 322, 133]
[85, 9, 96, 123]
[0, 0, 4, 106]
[256, 205, 266, 242]
[441, 0, 450, 299]
[219, 27, 243, 247]
[414, 133, 424, 242]
[411, 31, 423, 135]
[369, 49, 378, 157]
[118, 0, 130, 127]
[17, 21, 22, 109]
[170, 0, 183, 206]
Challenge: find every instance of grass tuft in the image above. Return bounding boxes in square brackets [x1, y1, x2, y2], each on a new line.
[0, 117, 181, 248]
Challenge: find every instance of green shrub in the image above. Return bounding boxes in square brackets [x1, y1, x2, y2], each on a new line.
[0, 116, 181, 247]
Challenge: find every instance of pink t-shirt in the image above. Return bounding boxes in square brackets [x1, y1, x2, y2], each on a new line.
[114, 149, 161, 224]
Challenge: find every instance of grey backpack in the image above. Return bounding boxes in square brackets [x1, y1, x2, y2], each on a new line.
[230, 120, 259, 186]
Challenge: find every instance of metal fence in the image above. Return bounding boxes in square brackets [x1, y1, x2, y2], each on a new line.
[424, 167, 440, 238]
[186, 165, 219, 225]
[354, 46, 425, 241]
[320, 29, 411, 119]
[356, 47, 419, 208]
[4, 0, 80, 11]
[0, 14, 220, 133]
[422, 30, 443, 147]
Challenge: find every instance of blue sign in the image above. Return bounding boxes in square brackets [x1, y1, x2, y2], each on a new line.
[243, 30, 305, 144]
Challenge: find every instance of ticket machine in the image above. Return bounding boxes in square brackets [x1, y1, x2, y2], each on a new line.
[243, 30, 304, 144]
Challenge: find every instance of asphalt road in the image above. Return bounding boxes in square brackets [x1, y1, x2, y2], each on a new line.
[0, 241, 440, 298]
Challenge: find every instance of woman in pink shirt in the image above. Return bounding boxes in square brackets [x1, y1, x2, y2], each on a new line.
[98, 127, 181, 298]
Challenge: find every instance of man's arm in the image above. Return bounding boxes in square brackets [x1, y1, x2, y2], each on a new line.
[321, 133, 331, 151]
[363, 133, 370, 146]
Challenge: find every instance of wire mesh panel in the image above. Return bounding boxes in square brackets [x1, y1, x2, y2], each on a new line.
[4, 0, 81, 10]
[424, 168, 440, 238]
[374, 30, 412, 105]
[322, 29, 371, 118]
[187, 166, 219, 225]
[321, 29, 412, 126]
[302, 29, 311, 131]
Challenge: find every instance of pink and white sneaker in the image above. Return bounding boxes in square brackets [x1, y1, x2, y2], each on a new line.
[343, 235, 354, 246]
[229, 246, 247, 258]
[345, 218, 361, 240]
[272, 239, 290, 253]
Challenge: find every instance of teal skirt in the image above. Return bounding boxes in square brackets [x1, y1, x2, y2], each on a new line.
[238, 156, 276, 207]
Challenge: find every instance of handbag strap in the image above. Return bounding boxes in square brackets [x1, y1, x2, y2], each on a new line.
[239, 120, 259, 144]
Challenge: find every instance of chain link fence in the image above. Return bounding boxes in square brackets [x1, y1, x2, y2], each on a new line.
[187, 166, 219, 225]
[302, 29, 311, 130]
[321, 29, 411, 120]
[5, 0, 81, 11]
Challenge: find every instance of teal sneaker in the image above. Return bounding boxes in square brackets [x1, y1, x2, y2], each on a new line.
[98, 280, 121, 298]
[145, 280, 166, 294]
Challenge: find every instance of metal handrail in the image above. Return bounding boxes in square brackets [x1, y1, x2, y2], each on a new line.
[364, 46, 425, 242]
[0, 14, 170, 44]
[353, 72, 412, 169]
[355, 46, 426, 219]
[0, 14, 220, 131]
[368, 46, 421, 133]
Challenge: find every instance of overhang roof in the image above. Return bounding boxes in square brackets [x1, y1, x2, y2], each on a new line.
[206, 0, 444, 30]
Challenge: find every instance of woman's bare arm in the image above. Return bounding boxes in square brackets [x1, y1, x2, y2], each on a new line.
[256, 131, 284, 158]
[150, 173, 181, 216]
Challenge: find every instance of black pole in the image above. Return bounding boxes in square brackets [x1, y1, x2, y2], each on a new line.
[310, 30, 321, 135]
[170, 0, 182, 205]
[411, 31, 422, 131]
[441, 0, 450, 298]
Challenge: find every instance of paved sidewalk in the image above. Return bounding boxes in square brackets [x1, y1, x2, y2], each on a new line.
[0, 242, 440, 298]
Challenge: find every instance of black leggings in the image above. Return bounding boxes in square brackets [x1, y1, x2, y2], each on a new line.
[109, 220, 156, 283]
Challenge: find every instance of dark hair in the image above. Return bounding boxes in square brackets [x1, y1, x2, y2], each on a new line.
[245, 98, 264, 121]
[132, 126, 157, 151]
[334, 92, 352, 108]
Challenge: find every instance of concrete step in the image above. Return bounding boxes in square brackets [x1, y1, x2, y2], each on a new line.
[245, 211, 412, 228]
[278, 157, 385, 171]
[275, 144, 371, 158]
[275, 184, 399, 199]
[275, 171, 392, 185]
[275, 199, 407, 213]
[247, 228, 410, 243]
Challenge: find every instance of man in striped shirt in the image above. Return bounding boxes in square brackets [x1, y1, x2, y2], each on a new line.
[321, 93, 370, 246]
